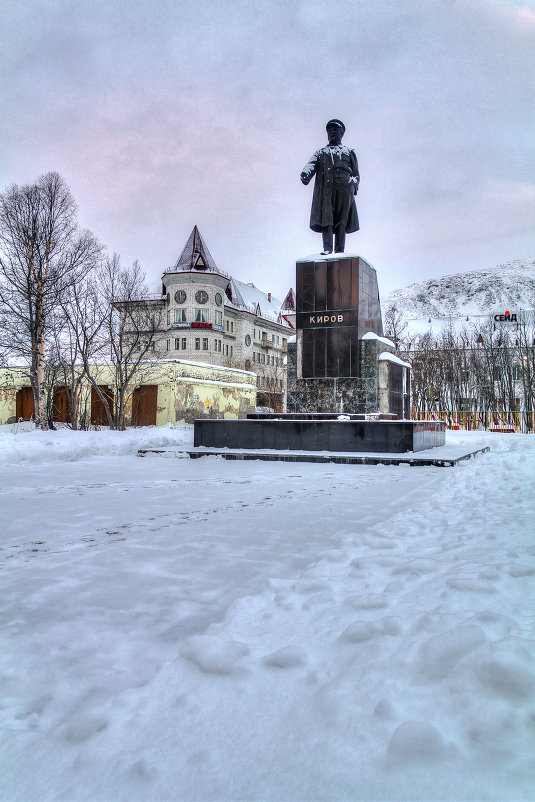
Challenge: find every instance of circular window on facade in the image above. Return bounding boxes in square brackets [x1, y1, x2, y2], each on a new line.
[245, 334, 251, 346]
[215, 292, 223, 306]
[174, 290, 186, 304]
[195, 290, 208, 304]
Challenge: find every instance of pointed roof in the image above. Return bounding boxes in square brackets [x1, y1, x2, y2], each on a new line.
[162, 227, 293, 329]
[281, 287, 296, 312]
[170, 226, 220, 273]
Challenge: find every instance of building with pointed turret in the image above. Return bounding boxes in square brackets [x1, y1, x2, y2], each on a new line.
[152, 227, 295, 411]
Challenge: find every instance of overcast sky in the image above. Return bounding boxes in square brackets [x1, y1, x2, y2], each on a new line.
[1, 0, 534, 300]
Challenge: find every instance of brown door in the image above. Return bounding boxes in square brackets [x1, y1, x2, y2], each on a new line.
[131, 385, 158, 426]
[91, 386, 114, 426]
[52, 387, 70, 423]
[16, 387, 35, 420]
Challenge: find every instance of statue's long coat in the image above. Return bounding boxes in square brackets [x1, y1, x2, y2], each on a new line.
[301, 146, 360, 233]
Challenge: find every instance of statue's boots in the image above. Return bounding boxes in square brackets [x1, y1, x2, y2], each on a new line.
[334, 225, 346, 253]
[321, 227, 333, 255]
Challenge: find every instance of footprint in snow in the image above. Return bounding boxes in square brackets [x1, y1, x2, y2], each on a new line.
[507, 564, 535, 577]
[261, 646, 307, 669]
[364, 535, 397, 550]
[418, 624, 487, 681]
[179, 635, 249, 675]
[344, 594, 389, 611]
[446, 578, 498, 594]
[63, 714, 109, 743]
[386, 720, 457, 765]
[339, 616, 403, 644]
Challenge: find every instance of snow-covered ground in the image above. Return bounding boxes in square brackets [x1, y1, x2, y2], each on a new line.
[1, 425, 534, 801]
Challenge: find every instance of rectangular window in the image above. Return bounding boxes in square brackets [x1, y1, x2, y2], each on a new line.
[174, 338, 180, 350]
[271, 334, 275, 342]
[167, 311, 170, 325]
[226, 320, 229, 331]
[203, 338, 208, 350]
[261, 353, 265, 364]
[276, 336, 280, 345]
[195, 338, 200, 350]
[194, 309, 208, 323]
[175, 308, 186, 323]
[230, 345, 233, 357]
[166, 339, 170, 352]
[214, 310, 222, 326]
[182, 337, 186, 350]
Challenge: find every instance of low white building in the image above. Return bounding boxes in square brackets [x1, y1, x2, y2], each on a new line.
[150, 227, 295, 411]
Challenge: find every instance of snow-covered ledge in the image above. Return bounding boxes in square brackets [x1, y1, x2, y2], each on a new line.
[361, 332, 397, 349]
[378, 351, 411, 369]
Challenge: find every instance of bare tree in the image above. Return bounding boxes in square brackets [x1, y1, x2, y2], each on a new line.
[0, 172, 102, 428]
[257, 356, 285, 412]
[88, 254, 165, 429]
[402, 313, 534, 428]
[516, 311, 535, 417]
[59, 274, 111, 426]
[383, 303, 408, 348]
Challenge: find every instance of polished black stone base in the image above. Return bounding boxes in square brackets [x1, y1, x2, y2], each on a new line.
[247, 412, 397, 420]
[194, 419, 445, 454]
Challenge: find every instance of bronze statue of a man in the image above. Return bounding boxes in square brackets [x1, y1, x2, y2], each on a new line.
[300, 119, 359, 254]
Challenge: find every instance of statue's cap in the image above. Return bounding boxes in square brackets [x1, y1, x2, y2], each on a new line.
[326, 119, 345, 135]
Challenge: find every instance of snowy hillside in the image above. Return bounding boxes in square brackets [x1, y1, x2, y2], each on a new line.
[383, 258, 535, 319]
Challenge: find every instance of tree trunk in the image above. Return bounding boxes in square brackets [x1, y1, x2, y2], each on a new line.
[34, 289, 48, 430]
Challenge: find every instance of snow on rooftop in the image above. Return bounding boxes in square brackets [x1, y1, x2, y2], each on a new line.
[164, 358, 255, 376]
[227, 277, 290, 325]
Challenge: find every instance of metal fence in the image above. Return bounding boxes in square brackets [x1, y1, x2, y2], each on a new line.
[411, 408, 535, 434]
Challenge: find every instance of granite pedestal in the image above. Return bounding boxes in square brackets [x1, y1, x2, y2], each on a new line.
[194, 419, 445, 454]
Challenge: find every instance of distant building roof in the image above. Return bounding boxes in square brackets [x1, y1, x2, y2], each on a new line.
[166, 225, 229, 277]
[227, 278, 283, 323]
[163, 226, 293, 329]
